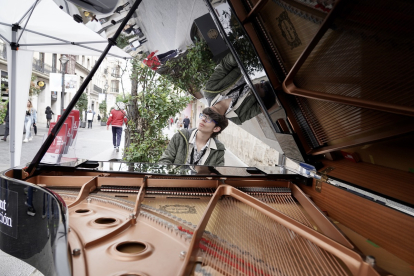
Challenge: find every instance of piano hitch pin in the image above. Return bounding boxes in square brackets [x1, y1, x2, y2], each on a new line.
[180, 251, 187, 259]
[365, 255, 375, 266]
[72, 248, 81, 256]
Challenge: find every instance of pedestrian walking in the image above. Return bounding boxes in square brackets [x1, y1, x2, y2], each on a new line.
[97, 114, 101, 122]
[45, 106, 54, 128]
[23, 100, 37, 143]
[168, 117, 174, 129]
[177, 117, 184, 129]
[143, 51, 161, 70]
[87, 110, 93, 128]
[106, 108, 127, 152]
[1, 102, 9, 141]
[183, 115, 190, 129]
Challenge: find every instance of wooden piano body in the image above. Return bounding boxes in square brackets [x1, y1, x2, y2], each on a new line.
[0, 163, 394, 276]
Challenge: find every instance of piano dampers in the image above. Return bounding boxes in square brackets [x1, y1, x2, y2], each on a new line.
[200, 196, 351, 276]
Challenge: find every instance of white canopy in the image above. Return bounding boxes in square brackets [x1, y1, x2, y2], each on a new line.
[0, 0, 131, 167]
[0, 0, 130, 58]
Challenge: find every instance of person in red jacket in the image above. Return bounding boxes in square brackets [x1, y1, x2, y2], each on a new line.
[142, 51, 161, 70]
[106, 108, 127, 151]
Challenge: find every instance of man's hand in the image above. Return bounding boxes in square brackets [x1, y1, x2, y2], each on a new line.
[107, 125, 109, 130]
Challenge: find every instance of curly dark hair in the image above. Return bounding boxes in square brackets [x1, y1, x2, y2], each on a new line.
[202, 107, 228, 138]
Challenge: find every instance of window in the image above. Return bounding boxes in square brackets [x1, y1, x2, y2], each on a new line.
[87, 58, 90, 69]
[82, 55, 85, 65]
[52, 54, 57, 72]
[111, 80, 119, 93]
[39, 52, 45, 63]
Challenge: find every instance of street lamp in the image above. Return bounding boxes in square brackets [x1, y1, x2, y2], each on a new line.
[59, 54, 69, 115]
[104, 81, 109, 101]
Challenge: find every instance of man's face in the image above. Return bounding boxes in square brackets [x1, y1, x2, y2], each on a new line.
[198, 113, 220, 135]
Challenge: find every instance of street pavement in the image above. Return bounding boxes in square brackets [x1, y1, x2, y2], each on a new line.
[0, 122, 122, 172]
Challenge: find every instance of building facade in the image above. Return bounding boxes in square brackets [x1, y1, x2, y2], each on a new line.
[0, 39, 128, 125]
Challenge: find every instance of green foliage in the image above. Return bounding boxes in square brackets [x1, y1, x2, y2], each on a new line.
[75, 93, 88, 121]
[123, 59, 192, 163]
[99, 101, 107, 121]
[0, 100, 8, 125]
[163, 40, 216, 95]
[29, 75, 42, 97]
[116, 93, 131, 103]
[116, 33, 135, 49]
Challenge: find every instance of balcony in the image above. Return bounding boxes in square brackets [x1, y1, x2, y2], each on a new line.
[93, 84, 103, 93]
[111, 88, 119, 93]
[33, 57, 60, 74]
[111, 72, 121, 78]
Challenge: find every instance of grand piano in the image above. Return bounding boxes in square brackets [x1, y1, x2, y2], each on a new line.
[1, 0, 413, 275]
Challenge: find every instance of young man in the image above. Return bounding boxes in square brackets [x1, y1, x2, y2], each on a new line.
[159, 108, 228, 166]
[106, 108, 127, 152]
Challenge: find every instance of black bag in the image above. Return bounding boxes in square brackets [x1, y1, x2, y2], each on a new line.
[33, 121, 37, 135]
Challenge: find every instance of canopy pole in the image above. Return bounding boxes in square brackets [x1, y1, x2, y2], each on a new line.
[17, 1, 38, 24]
[24, 0, 143, 177]
[17, 0, 40, 43]
[10, 25, 18, 167]
[19, 41, 107, 46]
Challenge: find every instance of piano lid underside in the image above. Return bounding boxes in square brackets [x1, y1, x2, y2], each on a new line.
[240, 0, 414, 153]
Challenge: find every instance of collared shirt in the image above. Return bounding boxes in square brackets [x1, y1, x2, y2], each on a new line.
[186, 130, 211, 165]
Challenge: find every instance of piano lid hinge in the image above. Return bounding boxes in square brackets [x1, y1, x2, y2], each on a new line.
[315, 167, 334, 193]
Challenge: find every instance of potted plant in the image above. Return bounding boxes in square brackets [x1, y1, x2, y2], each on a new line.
[99, 102, 107, 126]
[75, 93, 88, 128]
[0, 100, 7, 136]
[100, 116, 107, 126]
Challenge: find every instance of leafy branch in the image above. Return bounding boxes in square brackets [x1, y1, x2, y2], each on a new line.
[122, 57, 192, 163]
